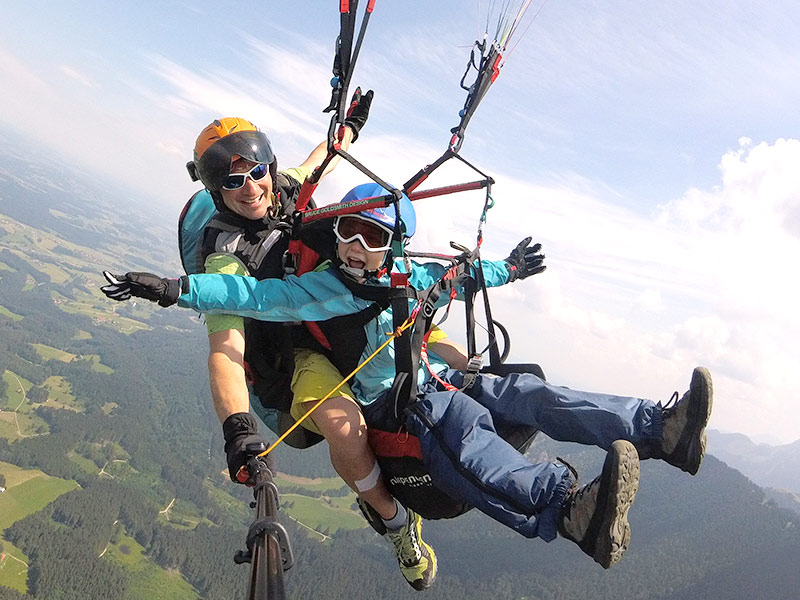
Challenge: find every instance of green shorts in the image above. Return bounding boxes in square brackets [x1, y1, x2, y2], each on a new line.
[290, 348, 356, 435]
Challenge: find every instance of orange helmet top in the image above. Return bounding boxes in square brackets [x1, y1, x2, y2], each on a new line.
[187, 117, 275, 192]
[193, 117, 259, 161]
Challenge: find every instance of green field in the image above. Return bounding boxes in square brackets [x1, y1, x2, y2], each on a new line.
[41, 375, 80, 410]
[67, 450, 100, 475]
[51, 290, 151, 335]
[0, 538, 29, 593]
[274, 472, 351, 494]
[0, 415, 22, 440]
[5, 249, 71, 284]
[271, 473, 366, 537]
[0, 304, 23, 321]
[0, 462, 80, 530]
[0, 462, 80, 592]
[31, 342, 75, 363]
[281, 493, 364, 534]
[158, 498, 215, 531]
[0, 411, 47, 440]
[32, 344, 114, 374]
[1, 370, 33, 411]
[73, 330, 93, 340]
[0, 370, 49, 439]
[204, 480, 249, 524]
[84, 354, 114, 374]
[0, 260, 15, 272]
[104, 533, 198, 600]
[102, 459, 137, 480]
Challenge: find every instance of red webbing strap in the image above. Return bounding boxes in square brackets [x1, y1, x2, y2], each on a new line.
[295, 245, 319, 277]
[289, 240, 330, 350]
[420, 330, 457, 392]
[407, 180, 490, 201]
[305, 321, 332, 351]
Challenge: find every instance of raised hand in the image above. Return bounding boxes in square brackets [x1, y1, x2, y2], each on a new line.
[343, 87, 374, 141]
[505, 237, 546, 281]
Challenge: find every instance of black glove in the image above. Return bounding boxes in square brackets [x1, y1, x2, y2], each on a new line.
[505, 237, 546, 282]
[343, 87, 373, 142]
[222, 412, 274, 484]
[101, 271, 186, 307]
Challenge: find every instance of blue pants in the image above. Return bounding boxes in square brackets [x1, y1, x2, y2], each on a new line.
[398, 370, 663, 541]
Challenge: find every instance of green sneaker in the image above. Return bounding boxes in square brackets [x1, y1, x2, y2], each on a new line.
[384, 508, 437, 591]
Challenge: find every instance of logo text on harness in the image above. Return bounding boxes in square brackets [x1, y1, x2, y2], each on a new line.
[390, 474, 432, 488]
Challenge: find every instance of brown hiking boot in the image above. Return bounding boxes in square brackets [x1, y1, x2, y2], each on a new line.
[657, 367, 713, 475]
[559, 440, 640, 569]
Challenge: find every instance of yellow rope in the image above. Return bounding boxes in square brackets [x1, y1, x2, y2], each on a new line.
[258, 315, 416, 458]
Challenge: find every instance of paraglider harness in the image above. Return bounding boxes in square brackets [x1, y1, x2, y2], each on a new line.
[271, 0, 547, 522]
[294, 192, 545, 521]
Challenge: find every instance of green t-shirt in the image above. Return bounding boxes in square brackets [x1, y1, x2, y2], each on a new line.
[203, 166, 311, 335]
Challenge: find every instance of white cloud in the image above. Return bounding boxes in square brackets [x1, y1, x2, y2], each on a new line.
[59, 65, 95, 88]
[475, 138, 800, 443]
[0, 45, 53, 112]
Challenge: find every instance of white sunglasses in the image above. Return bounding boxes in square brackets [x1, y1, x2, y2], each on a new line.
[221, 163, 269, 190]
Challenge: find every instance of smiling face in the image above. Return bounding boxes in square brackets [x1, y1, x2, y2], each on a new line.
[337, 239, 387, 280]
[219, 157, 274, 220]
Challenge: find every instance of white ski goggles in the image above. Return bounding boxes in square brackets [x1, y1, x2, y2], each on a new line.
[333, 215, 394, 252]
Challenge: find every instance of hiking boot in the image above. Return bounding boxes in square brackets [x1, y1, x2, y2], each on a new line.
[657, 367, 713, 475]
[559, 440, 640, 569]
[384, 508, 437, 591]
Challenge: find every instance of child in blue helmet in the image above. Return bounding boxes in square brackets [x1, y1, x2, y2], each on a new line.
[103, 183, 713, 572]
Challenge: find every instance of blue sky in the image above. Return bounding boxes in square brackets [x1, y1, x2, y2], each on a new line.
[2, 1, 799, 444]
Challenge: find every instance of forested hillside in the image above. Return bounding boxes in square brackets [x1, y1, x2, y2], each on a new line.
[2, 137, 799, 599]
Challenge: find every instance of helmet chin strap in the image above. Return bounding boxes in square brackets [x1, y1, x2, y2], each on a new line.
[336, 255, 390, 281]
[338, 263, 371, 279]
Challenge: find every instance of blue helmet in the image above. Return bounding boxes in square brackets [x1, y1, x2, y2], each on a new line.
[340, 183, 416, 240]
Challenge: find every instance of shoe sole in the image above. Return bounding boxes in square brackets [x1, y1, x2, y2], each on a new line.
[594, 440, 640, 569]
[681, 367, 714, 475]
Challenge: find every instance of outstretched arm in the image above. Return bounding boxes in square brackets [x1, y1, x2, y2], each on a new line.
[101, 269, 366, 322]
[404, 238, 546, 309]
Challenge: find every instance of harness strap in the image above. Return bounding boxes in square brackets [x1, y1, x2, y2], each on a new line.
[420, 330, 458, 392]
